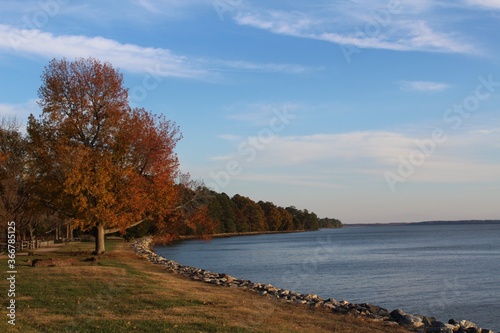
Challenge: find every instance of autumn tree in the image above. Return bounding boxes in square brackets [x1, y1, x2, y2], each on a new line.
[154, 183, 215, 241]
[303, 209, 320, 230]
[207, 191, 237, 234]
[0, 118, 31, 239]
[231, 195, 267, 232]
[27, 57, 186, 254]
[258, 201, 282, 231]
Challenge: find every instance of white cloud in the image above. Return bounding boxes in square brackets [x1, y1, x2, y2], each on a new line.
[0, 24, 208, 79]
[233, 6, 478, 55]
[1, 0, 213, 24]
[134, 0, 212, 13]
[210, 60, 318, 74]
[0, 100, 39, 117]
[465, 0, 500, 9]
[400, 80, 450, 92]
[231, 173, 344, 190]
[210, 128, 500, 186]
[0, 24, 313, 79]
[0, 100, 40, 129]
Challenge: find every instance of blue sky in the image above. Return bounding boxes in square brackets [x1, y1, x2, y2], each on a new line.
[1, 0, 499, 223]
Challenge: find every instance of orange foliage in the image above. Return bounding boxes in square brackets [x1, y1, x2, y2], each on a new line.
[27, 57, 208, 240]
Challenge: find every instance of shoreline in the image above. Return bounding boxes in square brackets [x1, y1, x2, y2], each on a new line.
[132, 237, 496, 333]
[179, 229, 310, 240]
[344, 220, 500, 227]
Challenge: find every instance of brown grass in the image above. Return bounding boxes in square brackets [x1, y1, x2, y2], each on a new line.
[0, 240, 411, 333]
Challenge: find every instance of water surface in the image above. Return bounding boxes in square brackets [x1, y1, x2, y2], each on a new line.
[156, 223, 500, 331]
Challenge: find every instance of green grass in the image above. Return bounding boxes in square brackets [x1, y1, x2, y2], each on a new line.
[0, 240, 249, 333]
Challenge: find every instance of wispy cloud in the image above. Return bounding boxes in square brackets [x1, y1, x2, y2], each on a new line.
[0, 24, 314, 79]
[1, 0, 212, 24]
[400, 80, 450, 92]
[129, 0, 214, 19]
[209, 60, 319, 74]
[232, 5, 479, 55]
[211, 127, 500, 185]
[0, 24, 208, 79]
[226, 102, 299, 126]
[465, 0, 500, 10]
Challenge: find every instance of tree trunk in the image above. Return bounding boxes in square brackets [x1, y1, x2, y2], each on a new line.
[66, 221, 73, 240]
[94, 224, 106, 255]
[28, 222, 34, 241]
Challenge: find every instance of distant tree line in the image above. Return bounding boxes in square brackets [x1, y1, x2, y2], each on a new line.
[207, 191, 326, 234]
[318, 217, 343, 229]
[125, 189, 343, 239]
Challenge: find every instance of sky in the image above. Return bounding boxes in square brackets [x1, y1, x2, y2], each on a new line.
[1, 0, 499, 223]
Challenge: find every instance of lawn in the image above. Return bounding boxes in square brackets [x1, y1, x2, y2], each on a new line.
[0, 239, 410, 333]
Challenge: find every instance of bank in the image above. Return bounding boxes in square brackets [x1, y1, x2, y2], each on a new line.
[135, 237, 497, 333]
[0, 238, 412, 333]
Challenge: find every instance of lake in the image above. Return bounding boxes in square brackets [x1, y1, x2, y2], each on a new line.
[155, 223, 500, 331]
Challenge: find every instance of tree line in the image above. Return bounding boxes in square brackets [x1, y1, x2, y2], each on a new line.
[0, 57, 341, 254]
[124, 189, 343, 239]
[187, 191, 340, 235]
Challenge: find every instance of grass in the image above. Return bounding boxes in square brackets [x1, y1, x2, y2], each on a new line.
[0, 239, 411, 333]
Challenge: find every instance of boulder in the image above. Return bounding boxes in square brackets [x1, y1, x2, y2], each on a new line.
[220, 274, 235, 283]
[427, 321, 456, 333]
[324, 298, 340, 308]
[389, 308, 407, 321]
[460, 320, 478, 330]
[303, 294, 318, 301]
[422, 316, 436, 327]
[399, 314, 424, 328]
[466, 329, 481, 333]
[358, 303, 389, 317]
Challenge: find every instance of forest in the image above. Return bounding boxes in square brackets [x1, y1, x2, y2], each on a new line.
[0, 57, 341, 254]
[126, 189, 343, 239]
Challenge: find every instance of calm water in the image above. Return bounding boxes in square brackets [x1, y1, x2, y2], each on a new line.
[155, 223, 500, 331]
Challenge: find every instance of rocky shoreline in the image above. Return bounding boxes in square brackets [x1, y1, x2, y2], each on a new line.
[132, 237, 496, 333]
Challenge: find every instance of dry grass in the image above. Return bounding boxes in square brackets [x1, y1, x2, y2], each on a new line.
[0, 239, 411, 333]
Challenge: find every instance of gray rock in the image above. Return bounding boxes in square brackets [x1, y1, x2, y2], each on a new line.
[389, 308, 407, 321]
[422, 316, 436, 327]
[480, 329, 494, 333]
[399, 314, 424, 328]
[426, 323, 454, 333]
[460, 320, 478, 330]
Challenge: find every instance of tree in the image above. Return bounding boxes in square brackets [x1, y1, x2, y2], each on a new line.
[217, 192, 237, 233]
[318, 217, 343, 228]
[28, 57, 183, 254]
[231, 195, 267, 232]
[0, 118, 31, 240]
[154, 183, 215, 241]
[303, 209, 320, 230]
[285, 206, 303, 230]
[207, 191, 237, 234]
[258, 201, 282, 231]
[277, 207, 294, 231]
